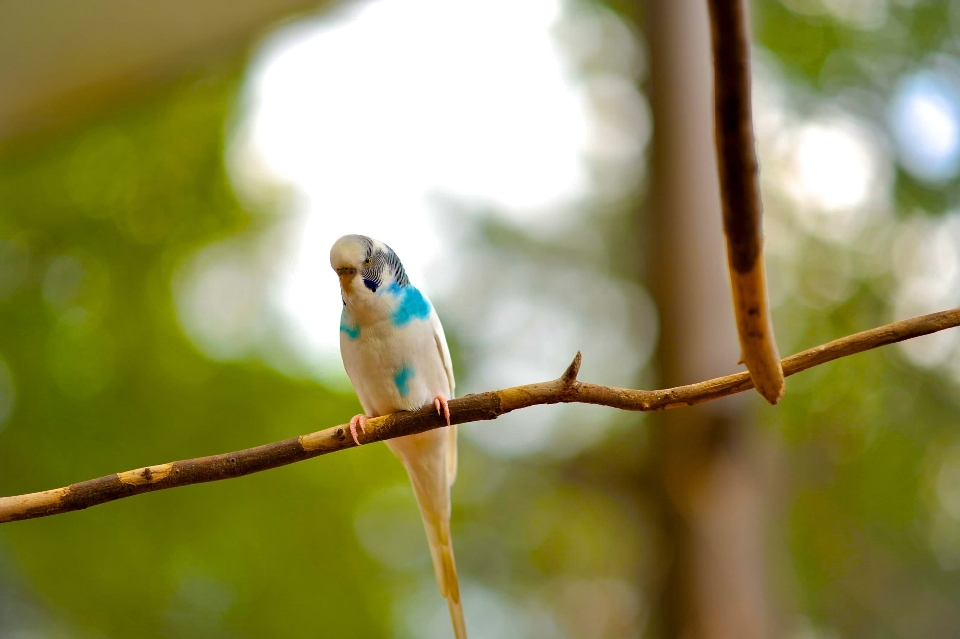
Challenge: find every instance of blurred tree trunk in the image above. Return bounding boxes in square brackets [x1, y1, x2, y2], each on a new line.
[645, 0, 772, 637]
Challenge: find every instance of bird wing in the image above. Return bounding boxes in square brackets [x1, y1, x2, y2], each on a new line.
[430, 309, 455, 397]
[431, 310, 458, 485]
[391, 307, 468, 638]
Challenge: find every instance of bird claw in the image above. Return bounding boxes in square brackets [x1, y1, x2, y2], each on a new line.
[434, 396, 451, 426]
[349, 414, 368, 446]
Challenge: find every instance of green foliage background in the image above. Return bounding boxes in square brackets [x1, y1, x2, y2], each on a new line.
[0, 69, 403, 638]
[3, 1, 960, 638]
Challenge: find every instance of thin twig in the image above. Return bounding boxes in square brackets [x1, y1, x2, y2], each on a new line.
[708, 0, 785, 404]
[2, 308, 959, 525]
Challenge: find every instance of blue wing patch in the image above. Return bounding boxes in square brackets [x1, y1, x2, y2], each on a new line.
[391, 286, 431, 327]
[394, 365, 414, 397]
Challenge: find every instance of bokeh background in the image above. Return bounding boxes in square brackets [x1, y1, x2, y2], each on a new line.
[2, 0, 960, 637]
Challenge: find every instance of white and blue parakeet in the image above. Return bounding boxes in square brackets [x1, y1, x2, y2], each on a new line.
[330, 234, 466, 639]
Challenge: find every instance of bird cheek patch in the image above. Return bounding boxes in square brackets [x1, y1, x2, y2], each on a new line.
[363, 278, 380, 293]
[340, 313, 361, 340]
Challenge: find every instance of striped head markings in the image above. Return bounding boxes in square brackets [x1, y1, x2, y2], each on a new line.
[334, 235, 409, 291]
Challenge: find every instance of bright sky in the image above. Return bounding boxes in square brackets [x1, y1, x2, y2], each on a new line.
[172, 0, 650, 459]
[789, 121, 875, 212]
[226, 0, 596, 369]
[891, 70, 960, 183]
[178, 0, 960, 452]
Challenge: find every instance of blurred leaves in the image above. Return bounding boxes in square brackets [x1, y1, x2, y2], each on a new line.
[0, 67, 405, 638]
[4, 1, 960, 638]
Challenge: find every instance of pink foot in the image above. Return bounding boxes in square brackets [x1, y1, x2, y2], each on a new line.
[433, 396, 451, 426]
[349, 414, 369, 445]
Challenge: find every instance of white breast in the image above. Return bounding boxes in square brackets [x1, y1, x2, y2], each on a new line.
[340, 310, 451, 417]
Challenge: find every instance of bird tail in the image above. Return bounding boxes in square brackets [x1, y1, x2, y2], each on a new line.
[424, 516, 467, 639]
[446, 424, 458, 485]
[387, 430, 467, 639]
[447, 595, 468, 639]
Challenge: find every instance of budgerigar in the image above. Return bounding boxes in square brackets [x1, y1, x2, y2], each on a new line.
[330, 234, 466, 639]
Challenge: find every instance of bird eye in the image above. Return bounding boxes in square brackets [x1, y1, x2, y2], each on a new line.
[363, 258, 371, 265]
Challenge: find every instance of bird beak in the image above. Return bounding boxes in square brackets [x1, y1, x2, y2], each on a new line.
[337, 267, 357, 290]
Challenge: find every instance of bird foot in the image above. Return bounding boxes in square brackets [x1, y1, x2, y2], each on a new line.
[433, 396, 451, 426]
[349, 414, 369, 445]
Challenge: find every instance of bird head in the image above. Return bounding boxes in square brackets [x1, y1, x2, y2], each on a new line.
[330, 234, 410, 316]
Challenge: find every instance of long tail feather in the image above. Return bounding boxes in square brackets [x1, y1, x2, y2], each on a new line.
[387, 431, 467, 639]
[423, 517, 460, 599]
[420, 515, 466, 637]
[447, 597, 467, 639]
[446, 424, 458, 485]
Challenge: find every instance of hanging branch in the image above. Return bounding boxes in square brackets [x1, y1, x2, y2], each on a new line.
[707, 0, 785, 404]
[1, 308, 958, 525]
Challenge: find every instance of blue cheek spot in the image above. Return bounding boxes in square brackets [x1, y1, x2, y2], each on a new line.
[363, 278, 379, 293]
[340, 310, 360, 340]
[394, 366, 414, 397]
[391, 286, 431, 327]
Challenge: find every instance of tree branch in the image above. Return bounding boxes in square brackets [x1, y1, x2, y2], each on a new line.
[2, 308, 959, 525]
[708, 0, 785, 404]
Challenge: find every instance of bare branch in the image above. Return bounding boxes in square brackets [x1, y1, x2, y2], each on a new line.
[708, 0, 785, 404]
[2, 308, 959, 525]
